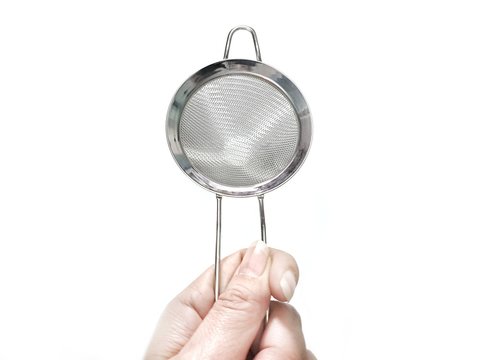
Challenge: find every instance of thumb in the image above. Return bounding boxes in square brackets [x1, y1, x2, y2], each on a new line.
[177, 241, 271, 360]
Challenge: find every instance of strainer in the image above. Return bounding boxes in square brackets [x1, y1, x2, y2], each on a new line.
[166, 26, 311, 300]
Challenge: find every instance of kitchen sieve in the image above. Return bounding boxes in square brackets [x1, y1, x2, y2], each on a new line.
[166, 26, 312, 300]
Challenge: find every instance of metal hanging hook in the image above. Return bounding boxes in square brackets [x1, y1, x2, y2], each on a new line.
[223, 25, 262, 61]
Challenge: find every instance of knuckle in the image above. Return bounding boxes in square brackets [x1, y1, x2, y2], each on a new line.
[216, 282, 260, 314]
[287, 303, 303, 327]
[275, 302, 302, 328]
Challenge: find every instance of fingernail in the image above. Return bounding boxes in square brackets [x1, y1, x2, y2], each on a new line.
[239, 241, 269, 277]
[280, 270, 297, 301]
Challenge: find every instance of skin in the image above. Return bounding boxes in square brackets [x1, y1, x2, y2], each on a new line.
[145, 243, 316, 360]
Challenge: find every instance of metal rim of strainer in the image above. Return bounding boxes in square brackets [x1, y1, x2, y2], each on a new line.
[166, 31, 312, 198]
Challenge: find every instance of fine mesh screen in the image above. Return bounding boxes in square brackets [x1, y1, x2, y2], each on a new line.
[179, 74, 299, 187]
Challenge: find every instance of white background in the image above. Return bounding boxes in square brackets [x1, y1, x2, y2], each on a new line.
[1, 0, 479, 359]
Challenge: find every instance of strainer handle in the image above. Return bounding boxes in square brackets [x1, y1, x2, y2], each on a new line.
[258, 195, 267, 244]
[214, 194, 222, 301]
[223, 25, 262, 62]
[213, 194, 268, 302]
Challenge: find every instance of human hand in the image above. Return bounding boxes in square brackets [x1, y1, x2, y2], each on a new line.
[145, 241, 316, 359]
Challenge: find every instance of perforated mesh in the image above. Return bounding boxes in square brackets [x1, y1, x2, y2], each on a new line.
[179, 74, 299, 187]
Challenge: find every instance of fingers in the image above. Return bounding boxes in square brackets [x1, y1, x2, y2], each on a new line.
[145, 245, 301, 360]
[254, 302, 314, 360]
[268, 249, 299, 302]
[177, 241, 272, 359]
[144, 250, 243, 360]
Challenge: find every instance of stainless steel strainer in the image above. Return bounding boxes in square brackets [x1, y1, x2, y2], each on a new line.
[167, 26, 311, 300]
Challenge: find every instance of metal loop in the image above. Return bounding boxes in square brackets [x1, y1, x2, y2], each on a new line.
[223, 25, 262, 62]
